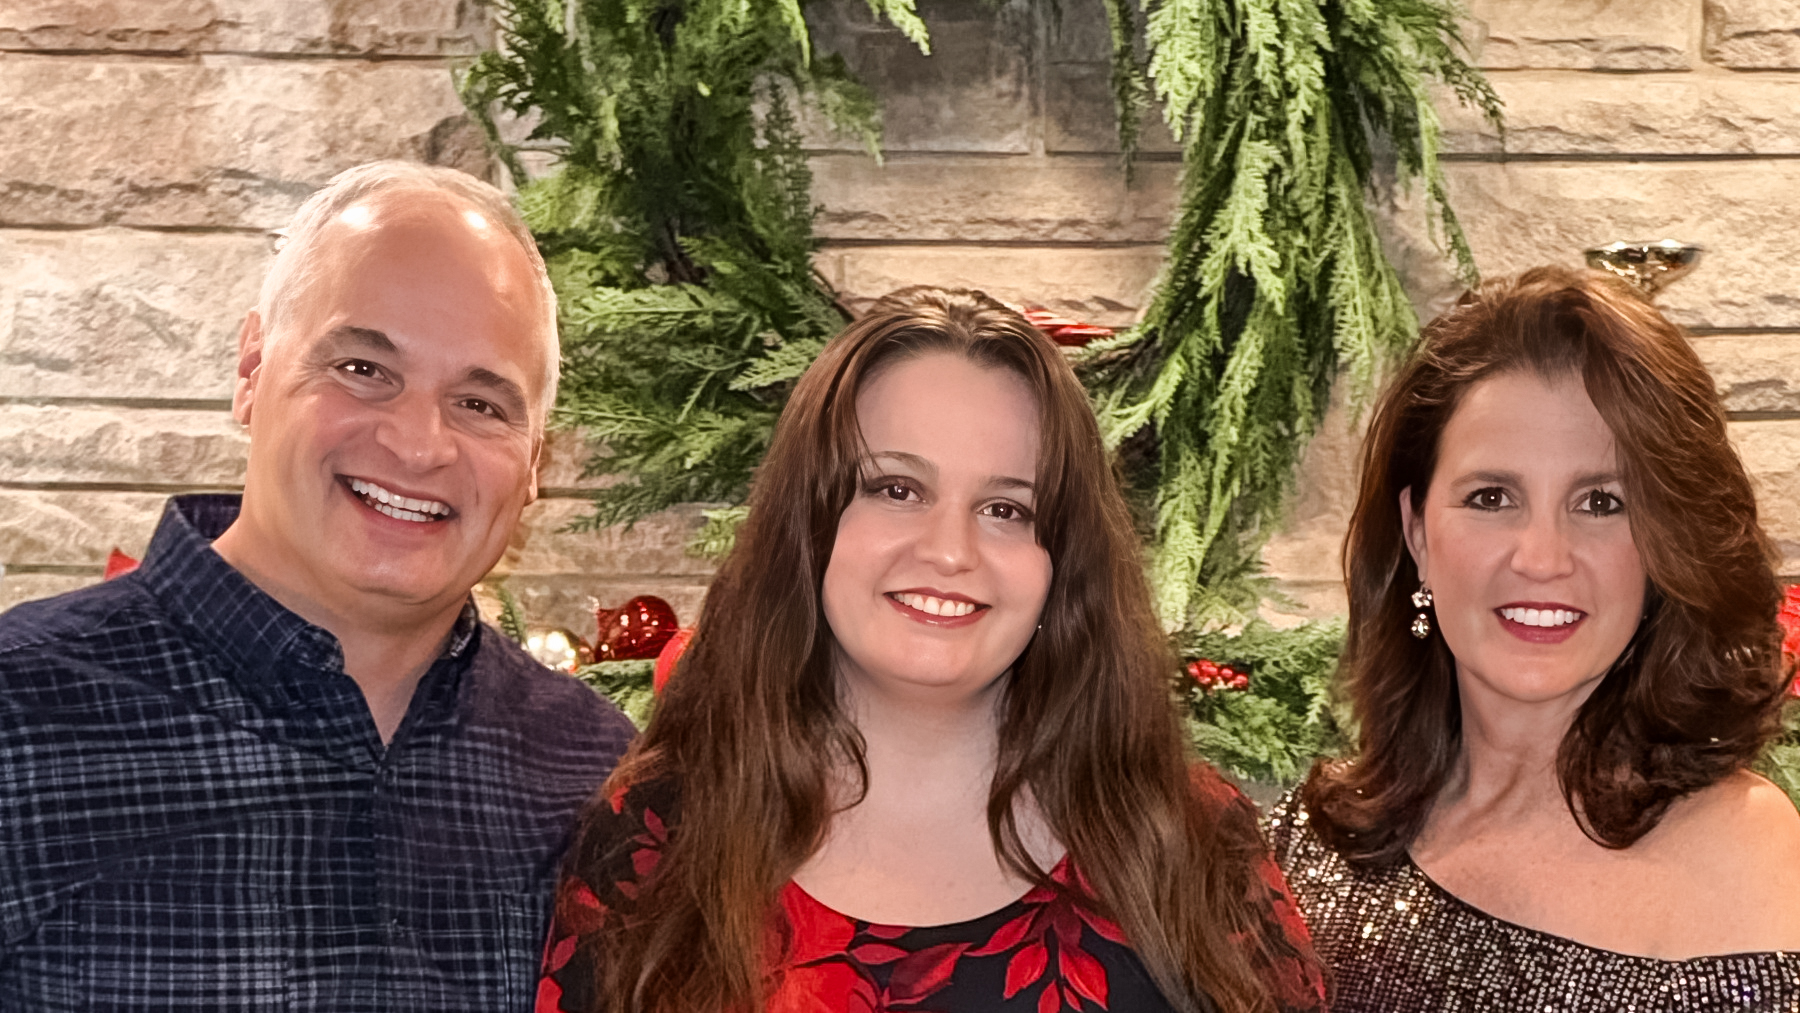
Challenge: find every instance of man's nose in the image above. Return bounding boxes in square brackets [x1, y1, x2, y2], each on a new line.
[374, 394, 459, 471]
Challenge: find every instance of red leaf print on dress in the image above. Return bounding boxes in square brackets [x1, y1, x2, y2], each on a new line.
[972, 859, 1120, 1010]
[886, 942, 970, 1005]
[617, 806, 669, 900]
[772, 958, 881, 1013]
[1005, 942, 1049, 998]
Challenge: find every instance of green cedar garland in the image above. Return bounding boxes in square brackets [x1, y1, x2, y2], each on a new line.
[459, 0, 925, 538]
[1083, 0, 1501, 627]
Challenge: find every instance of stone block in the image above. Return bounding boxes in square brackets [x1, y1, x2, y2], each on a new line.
[0, 490, 169, 566]
[1258, 386, 1364, 593]
[1704, 0, 1800, 68]
[0, 58, 482, 229]
[0, 0, 491, 56]
[1466, 0, 1691, 70]
[535, 428, 608, 492]
[1732, 419, 1800, 576]
[806, 0, 1034, 153]
[1383, 161, 1800, 332]
[497, 498, 718, 580]
[1439, 75, 1800, 156]
[1043, 61, 1182, 156]
[0, 229, 263, 400]
[0, 571, 97, 617]
[1691, 333, 1800, 414]
[822, 244, 1163, 327]
[0, 404, 247, 486]
[810, 154, 1179, 244]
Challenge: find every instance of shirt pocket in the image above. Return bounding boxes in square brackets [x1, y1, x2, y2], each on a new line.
[75, 879, 292, 1012]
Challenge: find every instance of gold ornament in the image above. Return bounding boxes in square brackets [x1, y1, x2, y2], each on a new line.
[525, 627, 593, 673]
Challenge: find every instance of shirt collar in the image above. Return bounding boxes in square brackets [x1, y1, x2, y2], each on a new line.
[139, 494, 480, 701]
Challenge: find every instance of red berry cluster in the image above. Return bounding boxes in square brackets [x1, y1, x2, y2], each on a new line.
[1186, 658, 1249, 692]
[1021, 307, 1115, 347]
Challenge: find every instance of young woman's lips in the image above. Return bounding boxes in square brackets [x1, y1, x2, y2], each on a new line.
[1495, 602, 1587, 645]
[885, 589, 990, 628]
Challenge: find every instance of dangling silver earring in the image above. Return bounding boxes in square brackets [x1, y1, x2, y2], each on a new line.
[1410, 584, 1433, 639]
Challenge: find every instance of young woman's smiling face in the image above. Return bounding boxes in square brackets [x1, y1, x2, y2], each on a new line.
[1403, 369, 1647, 711]
[821, 352, 1053, 704]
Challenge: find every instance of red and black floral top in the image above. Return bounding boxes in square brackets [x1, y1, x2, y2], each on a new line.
[538, 770, 1327, 1013]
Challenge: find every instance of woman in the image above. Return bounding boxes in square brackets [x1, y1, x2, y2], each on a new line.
[1270, 266, 1800, 1010]
[539, 288, 1326, 1013]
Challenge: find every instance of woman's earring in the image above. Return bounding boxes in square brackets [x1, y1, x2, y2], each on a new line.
[1410, 585, 1433, 639]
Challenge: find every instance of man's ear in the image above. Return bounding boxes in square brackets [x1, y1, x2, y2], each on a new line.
[1399, 485, 1427, 584]
[524, 434, 544, 507]
[232, 309, 265, 427]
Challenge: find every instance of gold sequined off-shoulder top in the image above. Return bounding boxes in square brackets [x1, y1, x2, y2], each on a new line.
[1265, 791, 1800, 1012]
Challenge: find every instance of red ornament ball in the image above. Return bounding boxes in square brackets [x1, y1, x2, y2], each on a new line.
[653, 627, 695, 694]
[595, 595, 679, 662]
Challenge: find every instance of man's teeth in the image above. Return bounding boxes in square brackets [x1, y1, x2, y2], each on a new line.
[347, 478, 450, 523]
[1500, 607, 1584, 628]
[894, 592, 979, 617]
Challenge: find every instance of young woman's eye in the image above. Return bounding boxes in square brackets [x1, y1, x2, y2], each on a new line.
[1579, 489, 1624, 516]
[980, 501, 1033, 523]
[1465, 487, 1510, 511]
[865, 478, 917, 503]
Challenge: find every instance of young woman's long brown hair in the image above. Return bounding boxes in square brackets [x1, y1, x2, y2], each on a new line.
[1304, 265, 1790, 864]
[564, 287, 1292, 1012]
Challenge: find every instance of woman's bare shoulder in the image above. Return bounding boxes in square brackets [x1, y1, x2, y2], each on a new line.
[1669, 770, 1800, 860]
[1653, 770, 1800, 948]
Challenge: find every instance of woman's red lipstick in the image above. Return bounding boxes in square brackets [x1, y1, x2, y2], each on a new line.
[885, 588, 990, 628]
[1495, 601, 1587, 645]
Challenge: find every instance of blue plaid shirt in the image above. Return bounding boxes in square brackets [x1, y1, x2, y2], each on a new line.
[0, 495, 635, 1012]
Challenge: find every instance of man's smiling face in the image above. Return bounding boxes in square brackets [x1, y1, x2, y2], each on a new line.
[228, 192, 552, 622]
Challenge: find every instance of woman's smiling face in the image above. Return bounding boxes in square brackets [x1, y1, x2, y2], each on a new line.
[821, 352, 1053, 703]
[1403, 369, 1647, 710]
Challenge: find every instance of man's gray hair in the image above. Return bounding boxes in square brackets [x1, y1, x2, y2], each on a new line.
[259, 160, 560, 413]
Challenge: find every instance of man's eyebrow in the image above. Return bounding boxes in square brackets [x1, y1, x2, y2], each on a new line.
[321, 324, 397, 354]
[463, 366, 530, 419]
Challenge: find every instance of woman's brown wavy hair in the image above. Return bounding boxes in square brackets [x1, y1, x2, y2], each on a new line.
[1303, 265, 1790, 864]
[566, 287, 1294, 1013]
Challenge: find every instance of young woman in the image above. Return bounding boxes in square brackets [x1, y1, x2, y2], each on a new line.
[1270, 266, 1800, 1010]
[538, 288, 1326, 1013]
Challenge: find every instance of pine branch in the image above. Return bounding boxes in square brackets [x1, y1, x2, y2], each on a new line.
[461, 0, 928, 540]
[1091, 0, 1502, 629]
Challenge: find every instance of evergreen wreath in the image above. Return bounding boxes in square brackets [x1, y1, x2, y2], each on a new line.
[1084, 0, 1501, 628]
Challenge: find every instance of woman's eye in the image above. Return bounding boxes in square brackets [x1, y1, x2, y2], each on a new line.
[873, 481, 915, 502]
[1579, 489, 1624, 516]
[1466, 487, 1510, 510]
[981, 501, 1033, 523]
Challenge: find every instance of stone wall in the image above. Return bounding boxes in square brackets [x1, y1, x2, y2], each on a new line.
[2, 0, 1796, 636]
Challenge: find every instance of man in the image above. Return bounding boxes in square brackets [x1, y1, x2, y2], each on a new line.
[0, 162, 635, 1011]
